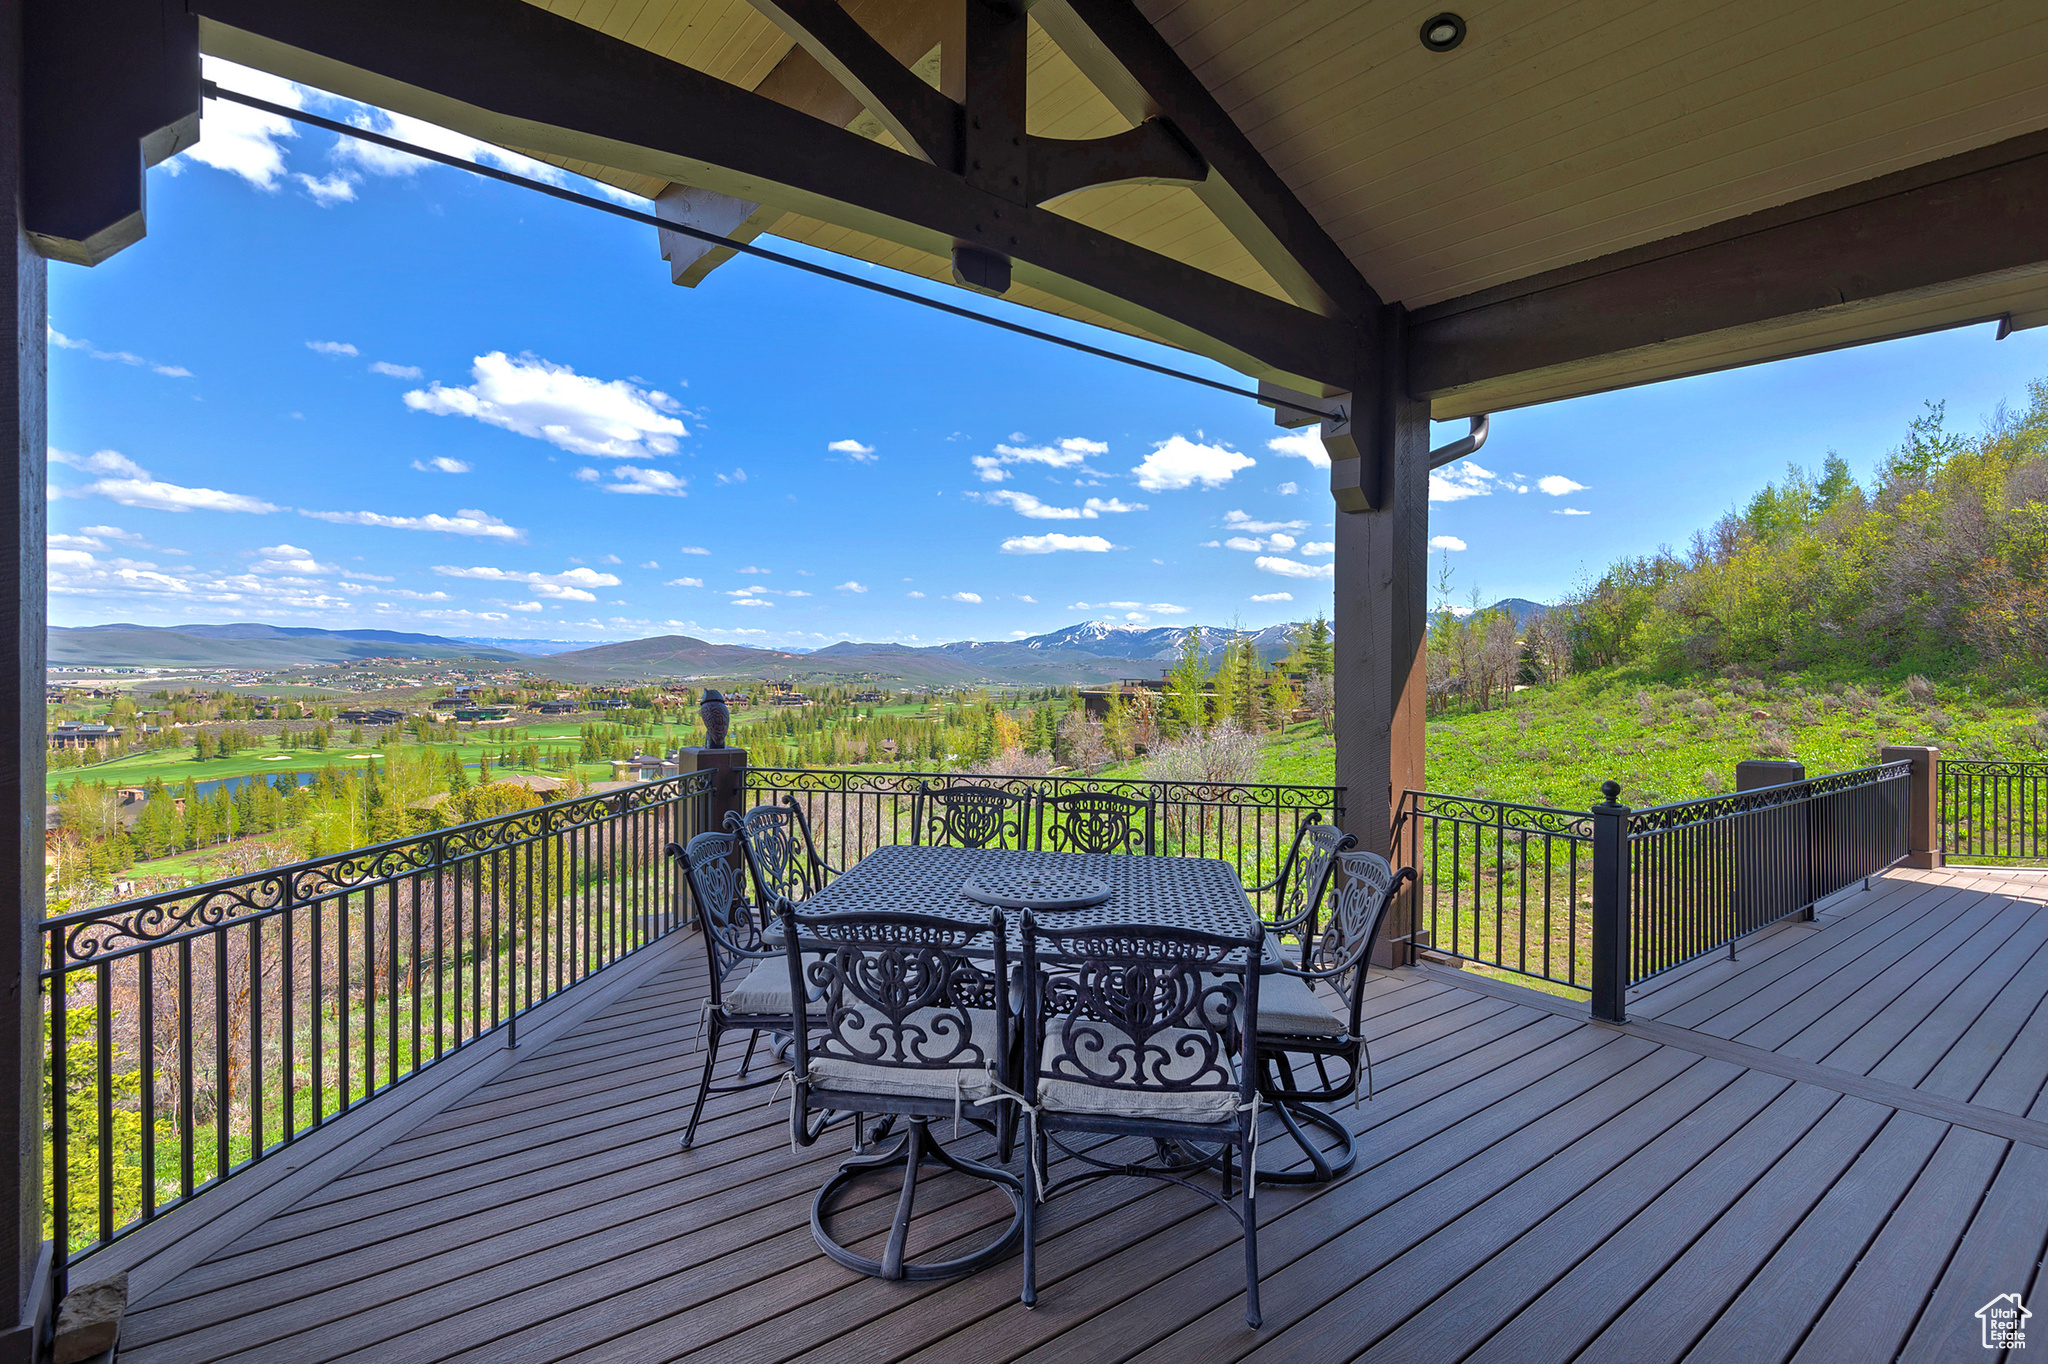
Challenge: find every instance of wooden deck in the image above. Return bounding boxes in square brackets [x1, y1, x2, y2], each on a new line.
[109, 866, 2048, 1364]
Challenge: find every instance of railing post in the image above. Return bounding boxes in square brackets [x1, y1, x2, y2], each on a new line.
[1591, 780, 1630, 1024]
[1882, 745, 1941, 869]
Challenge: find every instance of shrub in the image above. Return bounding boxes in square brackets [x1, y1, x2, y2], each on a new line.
[1906, 673, 1937, 703]
[1142, 726, 1264, 785]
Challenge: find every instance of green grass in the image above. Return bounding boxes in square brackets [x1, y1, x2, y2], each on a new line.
[1250, 671, 2047, 812]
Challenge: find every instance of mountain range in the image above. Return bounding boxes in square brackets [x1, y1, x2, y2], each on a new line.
[49, 601, 1544, 684]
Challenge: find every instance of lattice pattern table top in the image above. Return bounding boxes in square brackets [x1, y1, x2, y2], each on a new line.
[805, 845, 1260, 957]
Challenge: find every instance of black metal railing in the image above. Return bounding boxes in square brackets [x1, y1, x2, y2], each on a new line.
[1394, 792, 1594, 991]
[1591, 761, 1912, 1020]
[738, 768, 1343, 921]
[1941, 758, 2048, 864]
[42, 770, 716, 1268]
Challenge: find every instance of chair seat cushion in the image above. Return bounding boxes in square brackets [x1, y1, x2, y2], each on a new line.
[1255, 972, 1346, 1038]
[1037, 1016, 1245, 1123]
[722, 958, 795, 1016]
[808, 1007, 1008, 1106]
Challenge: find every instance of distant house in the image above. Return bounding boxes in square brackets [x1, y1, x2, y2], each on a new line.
[452, 706, 516, 724]
[770, 692, 812, 707]
[49, 722, 120, 750]
[533, 701, 578, 715]
[852, 690, 886, 705]
[336, 708, 406, 726]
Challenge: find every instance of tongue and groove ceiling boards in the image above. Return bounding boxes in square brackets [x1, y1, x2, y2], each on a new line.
[176, 0, 2048, 413]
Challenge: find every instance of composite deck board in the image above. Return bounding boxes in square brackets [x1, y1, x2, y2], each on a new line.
[117, 867, 2048, 1364]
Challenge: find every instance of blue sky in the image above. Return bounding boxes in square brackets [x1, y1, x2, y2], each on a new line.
[46, 61, 2048, 649]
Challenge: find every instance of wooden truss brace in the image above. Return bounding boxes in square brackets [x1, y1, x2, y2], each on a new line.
[744, 0, 1207, 293]
[184, 0, 1362, 389]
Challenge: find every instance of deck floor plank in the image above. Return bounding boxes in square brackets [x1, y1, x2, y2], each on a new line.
[113, 868, 2048, 1364]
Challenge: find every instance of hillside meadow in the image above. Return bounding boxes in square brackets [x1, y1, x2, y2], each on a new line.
[1258, 670, 2048, 812]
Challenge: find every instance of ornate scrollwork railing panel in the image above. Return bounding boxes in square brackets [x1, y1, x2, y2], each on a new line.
[42, 768, 716, 1266]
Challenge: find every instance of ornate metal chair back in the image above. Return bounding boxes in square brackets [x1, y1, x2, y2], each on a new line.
[1020, 918, 1260, 1115]
[733, 797, 827, 904]
[1270, 817, 1356, 937]
[666, 830, 769, 1005]
[911, 782, 1029, 850]
[1309, 850, 1416, 1033]
[782, 907, 1010, 1088]
[1035, 790, 1155, 855]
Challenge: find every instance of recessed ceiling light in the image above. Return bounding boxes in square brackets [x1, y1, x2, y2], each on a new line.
[1420, 12, 1466, 51]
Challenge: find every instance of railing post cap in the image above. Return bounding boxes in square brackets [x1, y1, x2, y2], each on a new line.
[1597, 780, 1623, 807]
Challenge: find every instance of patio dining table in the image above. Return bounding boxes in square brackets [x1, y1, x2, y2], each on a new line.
[798, 842, 1268, 955]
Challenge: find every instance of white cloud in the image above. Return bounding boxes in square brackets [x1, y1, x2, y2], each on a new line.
[1429, 535, 1467, 551]
[907, 590, 926, 598]
[1073, 598, 1187, 614]
[404, 352, 688, 459]
[1553, 507, 1592, 516]
[294, 173, 358, 205]
[379, 588, 451, 601]
[599, 554, 621, 564]
[1223, 510, 1309, 534]
[411, 457, 471, 473]
[248, 544, 336, 574]
[1016, 594, 1037, 603]
[370, 361, 424, 379]
[1255, 556, 1335, 580]
[1301, 540, 1334, 556]
[1431, 461, 1533, 503]
[714, 468, 747, 485]
[306, 340, 358, 357]
[948, 592, 983, 603]
[52, 448, 282, 515]
[46, 546, 354, 612]
[330, 102, 627, 195]
[732, 597, 774, 608]
[1250, 592, 1294, 602]
[970, 489, 1138, 520]
[1131, 436, 1253, 492]
[47, 327, 192, 378]
[1278, 481, 1300, 496]
[665, 577, 705, 588]
[603, 465, 688, 497]
[1266, 430, 1328, 469]
[573, 467, 601, 482]
[639, 560, 659, 569]
[678, 545, 710, 555]
[737, 566, 770, 574]
[836, 581, 868, 593]
[434, 563, 619, 603]
[829, 439, 878, 463]
[1538, 475, 1588, 496]
[301, 507, 523, 539]
[175, 59, 302, 190]
[971, 436, 1107, 482]
[1001, 534, 1116, 554]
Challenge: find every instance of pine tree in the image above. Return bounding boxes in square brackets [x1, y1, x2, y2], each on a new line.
[1167, 629, 1210, 735]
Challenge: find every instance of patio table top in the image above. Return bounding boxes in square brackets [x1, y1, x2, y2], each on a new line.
[798, 844, 1262, 958]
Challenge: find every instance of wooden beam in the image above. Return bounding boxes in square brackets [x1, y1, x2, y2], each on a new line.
[744, 0, 959, 166]
[192, 0, 1359, 390]
[22, 0, 199, 265]
[1032, 0, 1379, 332]
[1409, 130, 2048, 409]
[1028, 119, 1203, 205]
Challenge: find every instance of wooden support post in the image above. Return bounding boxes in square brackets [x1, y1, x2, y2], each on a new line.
[1590, 781, 1630, 1024]
[1330, 306, 1425, 967]
[0, 11, 53, 1359]
[1882, 745, 1942, 869]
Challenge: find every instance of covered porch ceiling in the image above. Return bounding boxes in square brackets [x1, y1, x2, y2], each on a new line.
[176, 0, 2048, 417]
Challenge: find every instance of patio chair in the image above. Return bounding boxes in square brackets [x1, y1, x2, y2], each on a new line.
[778, 902, 1025, 1281]
[1034, 790, 1155, 855]
[1254, 849, 1415, 1184]
[1249, 814, 1356, 948]
[910, 781, 1030, 850]
[665, 829, 796, 1150]
[731, 796, 838, 906]
[1018, 915, 1266, 1327]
